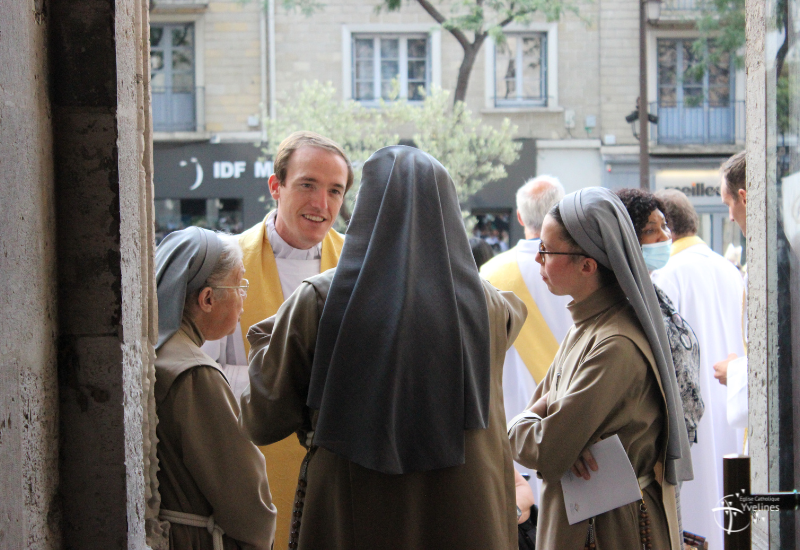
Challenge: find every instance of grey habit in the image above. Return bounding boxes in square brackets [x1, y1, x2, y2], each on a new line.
[155, 227, 223, 350]
[559, 187, 693, 485]
[307, 145, 492, 475]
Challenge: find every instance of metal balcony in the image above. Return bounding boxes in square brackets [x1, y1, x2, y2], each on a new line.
[661, 0, 703, 11]
[152, 86, 204, 133]
[651, 100, 744, 145]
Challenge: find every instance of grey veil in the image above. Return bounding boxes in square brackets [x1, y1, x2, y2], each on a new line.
[307, 146, 492, 475]
[559, 187, 693, 485]
[155, 227, 224, 350]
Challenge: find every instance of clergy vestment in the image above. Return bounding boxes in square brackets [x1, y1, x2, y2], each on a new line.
[156, 319, 277, 550]
[651, 236, 745, 549]
[508, 284, 680, 550]
[240, 271, 526, 550]
[202, 211, 344, 550]
[480, 238, 573, 419]
[480, 238, 572, 491]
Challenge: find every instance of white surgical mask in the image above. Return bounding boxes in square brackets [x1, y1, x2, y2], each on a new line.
[641, 239, 672, 271]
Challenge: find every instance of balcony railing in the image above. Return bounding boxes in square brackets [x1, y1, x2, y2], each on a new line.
[661, 0, 703, 11]
[650, 100, 745, 145]
[152, 86, 204, 133]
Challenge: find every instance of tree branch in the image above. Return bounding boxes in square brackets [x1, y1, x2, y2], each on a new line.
[414, 0, 472, 50]
[498, 14, 514, 28]
[498, 2, 517, 28]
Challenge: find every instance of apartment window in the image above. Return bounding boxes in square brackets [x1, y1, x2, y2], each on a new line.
[494, 33, 547, 107]
[151, 23, 197, 132]
[352, 35, 429, 102]
[658, 39, 731, 108]
[655, 38, 737, 144]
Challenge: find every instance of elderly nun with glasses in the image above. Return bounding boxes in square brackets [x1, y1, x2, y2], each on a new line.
[508, 188, 693, 550]
[154, 227, 276, 550]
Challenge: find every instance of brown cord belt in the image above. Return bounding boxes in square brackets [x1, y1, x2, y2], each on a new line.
[288, 446, 317, 550]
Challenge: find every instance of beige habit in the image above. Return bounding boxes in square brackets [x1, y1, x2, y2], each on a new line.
[509, 284, 679, 550]
[156, 319, 277, 550]
[240, 270, 526, 550]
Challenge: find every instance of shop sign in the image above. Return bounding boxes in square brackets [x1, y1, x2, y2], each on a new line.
[654, 169, 723, 205]
[154, 142, 273, 228]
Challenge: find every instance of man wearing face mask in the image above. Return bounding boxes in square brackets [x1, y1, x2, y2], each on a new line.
[650, 188, 745, 550]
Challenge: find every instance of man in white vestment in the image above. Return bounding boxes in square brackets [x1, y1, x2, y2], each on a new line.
[480, 176, 572, 489]
[713, 150, 749, 436]
[652, 187, 745, 549]
[200, 131, 352, 550]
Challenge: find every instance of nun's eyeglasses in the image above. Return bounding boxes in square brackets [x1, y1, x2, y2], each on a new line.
[214, 278, 249, 297]
[537, 243, 589, 263]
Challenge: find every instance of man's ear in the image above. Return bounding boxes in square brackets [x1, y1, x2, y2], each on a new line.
[268, 174, 282, 201]
[517, 210, 525, 228]
[197, 287, 215, 313]
[739, 188, 747, 206]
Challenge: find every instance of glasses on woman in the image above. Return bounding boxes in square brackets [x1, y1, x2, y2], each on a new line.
[537, 242, 589, 263]
[213, 278, 249, 297]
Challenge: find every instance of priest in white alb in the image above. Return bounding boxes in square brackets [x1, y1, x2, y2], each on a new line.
[480, 176, 572, 487]
[714, 151, 749, 439]
[652, 188, 745, 550]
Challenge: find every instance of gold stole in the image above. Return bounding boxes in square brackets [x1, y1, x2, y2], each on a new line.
[669, 235, 705, 257]
[481, 248, 560, 383]
[237, 213, 344, 550]
[238, 214, 344, 354]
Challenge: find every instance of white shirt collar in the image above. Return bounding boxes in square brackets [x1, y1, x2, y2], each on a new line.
[266, 211, 322, 260]
[516, 237, 540, 252]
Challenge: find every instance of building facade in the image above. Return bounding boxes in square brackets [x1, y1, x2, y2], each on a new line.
[150, 0, 744, 253]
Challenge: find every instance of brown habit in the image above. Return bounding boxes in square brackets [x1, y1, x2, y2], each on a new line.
[509, 284, 680, 550]
[156, 320, 277, 550]
[240, 270, 527, 550]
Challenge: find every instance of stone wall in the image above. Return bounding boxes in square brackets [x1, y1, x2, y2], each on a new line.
[0, 0, 61, 548]
[50, 0, 158, 547]
[598, 0, 641, 145]
[270, 0, 605, 140]
[149, 0, 647, 144]
[744, 0, 770, 542]
[204, 1, 264, 133]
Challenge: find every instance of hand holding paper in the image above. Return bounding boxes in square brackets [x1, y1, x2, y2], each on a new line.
[570, 448, 599, 480]
[560, 435, 642, 525]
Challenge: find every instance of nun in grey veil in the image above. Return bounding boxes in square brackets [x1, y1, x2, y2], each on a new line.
[508, 187, 691, 550]
[240, 145, 528, 550]
[153, 227, 277, 550]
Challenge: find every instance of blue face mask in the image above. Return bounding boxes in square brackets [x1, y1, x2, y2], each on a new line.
[641, 239, 672, 271]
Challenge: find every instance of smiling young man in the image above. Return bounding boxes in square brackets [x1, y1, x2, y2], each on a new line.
[203, 131, 352, 550]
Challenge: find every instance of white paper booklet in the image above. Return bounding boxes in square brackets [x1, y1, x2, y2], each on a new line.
[560, 434, 642, 525]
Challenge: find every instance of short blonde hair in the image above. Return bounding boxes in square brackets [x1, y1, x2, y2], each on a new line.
[273, 131, 354, 192]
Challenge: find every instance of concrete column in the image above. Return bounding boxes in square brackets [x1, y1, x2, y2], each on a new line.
[745, 0, 771, 545]
[50, 0, 158, 547]
[0, 1, 61, 548]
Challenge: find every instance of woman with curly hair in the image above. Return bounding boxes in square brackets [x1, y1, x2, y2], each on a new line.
[615, 188, 703, 446]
